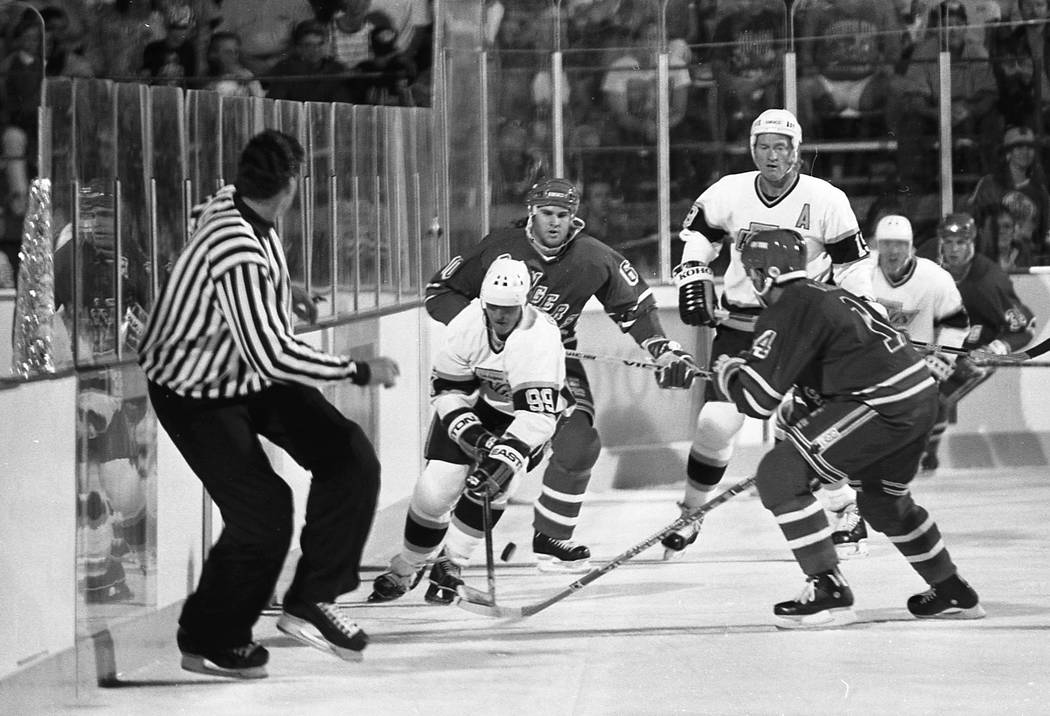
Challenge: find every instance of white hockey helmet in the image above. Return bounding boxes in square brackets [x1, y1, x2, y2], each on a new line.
[480, 257, 532, 307]
[750, 108, 802, 147]
[874, 214, 913, 244]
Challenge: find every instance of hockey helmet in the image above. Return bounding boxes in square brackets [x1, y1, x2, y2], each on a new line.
[937, 212, 977, 242]
[750, 109, 802, 150]
[874, 215, 914, 244]
[740, 228, 807, 301]
[480, 257, 532, 307]
[526, 178, 580, 214]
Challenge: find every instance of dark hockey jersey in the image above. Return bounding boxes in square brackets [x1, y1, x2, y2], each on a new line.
[954, 254, 1035, 351]
[723, 280, 936, 420]
[425, 225, 659, 345]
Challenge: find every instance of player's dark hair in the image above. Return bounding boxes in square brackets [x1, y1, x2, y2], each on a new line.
[235, 130, 304, 200]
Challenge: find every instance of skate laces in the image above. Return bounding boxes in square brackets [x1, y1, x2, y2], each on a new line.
[915, 587, 938, 604]
[231, 643, 260, 658]
[318, 602, 360, 637]
[835, 503, 861, 531]
[795, 577, 819, 604]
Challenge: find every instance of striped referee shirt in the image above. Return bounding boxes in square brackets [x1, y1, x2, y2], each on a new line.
[138, 185, 369, 399]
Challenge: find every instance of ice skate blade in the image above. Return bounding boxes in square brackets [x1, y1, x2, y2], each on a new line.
[662, 547, 687, 561]
[180, 654, 268, 680]
[774, 607, 858, 630]
[276, 616, 364, 662]
[535, 556, 591, 574]
[913, 604, 986, 620]
[835, 541, 869, 559]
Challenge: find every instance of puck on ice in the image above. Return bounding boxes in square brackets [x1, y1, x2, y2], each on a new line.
[500, 542, 517, 561]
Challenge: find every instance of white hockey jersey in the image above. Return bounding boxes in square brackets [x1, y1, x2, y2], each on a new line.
[682, 171, 873, 310]
[431, 301, 567, 449]
[870, 255, 969, 346]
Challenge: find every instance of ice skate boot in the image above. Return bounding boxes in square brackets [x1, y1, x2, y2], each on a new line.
[177, 628, 269, 679]
[368, 564, 425, 603]
[277, 601, 368, 661]
[831, 502, 869, 559]
[920, 450, 939, 474]
[661, 502, 703, 560]
[533, 531, 591, 573]
[424, 550, 464, 605]
[907, 573, 985, 619]
[773, 569, 857, 629]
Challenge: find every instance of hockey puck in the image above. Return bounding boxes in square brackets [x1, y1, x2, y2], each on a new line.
[500, 542, 517, 562]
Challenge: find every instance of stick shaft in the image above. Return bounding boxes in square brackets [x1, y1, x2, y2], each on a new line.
[565, 349, 713, 379]
[482, 492, 496, 602]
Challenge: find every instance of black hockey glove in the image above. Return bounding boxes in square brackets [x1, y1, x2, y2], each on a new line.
[644, 337, 700, 389]
[444, 409, 498, 461]
[673, 260, 718, 326]
[465, 439, 527, 500]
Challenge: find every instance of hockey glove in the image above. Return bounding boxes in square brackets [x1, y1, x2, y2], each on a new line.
[970, 339, 1010, 363]
[444, 409, 498, 461]
[465, 438, 528, 500]
[712, 353, 747, 402]
[644, 337, 700, 389]
[672, 260, 718, 326]
[923, 353, 955, 382]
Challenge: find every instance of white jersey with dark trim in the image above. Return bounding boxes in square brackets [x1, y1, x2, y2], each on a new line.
[871, 256, 968, 346]
[683, 171, 868, 309]
[431, 301, 567, 449]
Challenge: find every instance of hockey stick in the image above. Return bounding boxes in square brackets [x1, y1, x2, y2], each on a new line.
[565, 349, 713, 379]
[455, 476, 757, 619]
[456, 491, 500, 607]
[912, 336, 1050, 363]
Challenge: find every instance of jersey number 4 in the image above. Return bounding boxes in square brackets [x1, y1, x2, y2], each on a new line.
[839, 294, 906, 353]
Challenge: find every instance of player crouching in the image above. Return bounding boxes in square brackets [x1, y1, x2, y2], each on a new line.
[369, 258, 569, 604]
[713, 229, 984, 628]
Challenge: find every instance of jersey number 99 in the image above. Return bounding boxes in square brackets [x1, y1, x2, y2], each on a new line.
[524, 387, 557, 414]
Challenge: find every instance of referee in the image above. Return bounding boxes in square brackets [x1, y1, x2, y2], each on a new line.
[139, 130, 399, 678]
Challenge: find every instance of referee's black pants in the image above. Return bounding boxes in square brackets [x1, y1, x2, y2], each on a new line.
[147, 381, 381, 649]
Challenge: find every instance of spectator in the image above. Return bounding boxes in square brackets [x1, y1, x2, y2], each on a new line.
[352, 25, 416, 105]
[889, 1, 999, 189]
[316, 0, 394, 70]
[215, 0, 315, 77]
[0, 11, 43, 282]
[266, 19, 353, 103]
[710, 4, 782, 146]
[203, 31, 265, 97]
[796, 8, 895, 143]
[994, 191, 1037, 269]
[986, 0, 1050, 132]
[965, 125, 1050, 260]
[146, 0, 218, 75]
[40, 5, 96, 77]
[140, 5, 199, 86]
[84, 0, 154, 80]
[798, 1, 904, 76]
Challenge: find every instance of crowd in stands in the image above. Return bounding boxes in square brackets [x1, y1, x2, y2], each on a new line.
[0, 0, 434, 286]
[3, 0, 1050, 281]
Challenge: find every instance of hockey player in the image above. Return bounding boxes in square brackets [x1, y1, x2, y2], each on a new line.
[714, 228, 984, 628]
[918, 213, 1035, 471]
[369, 258, 569, 603]
[665, 108, 876, 559]
[425, 178, 698, 573]
[869, 213, 970, 369]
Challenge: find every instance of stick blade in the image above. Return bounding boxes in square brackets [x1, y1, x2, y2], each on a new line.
[454, 585, 525, 618]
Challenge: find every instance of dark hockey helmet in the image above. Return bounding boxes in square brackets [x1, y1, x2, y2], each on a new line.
[937, 212, 977, 242]
[741, 228, 807, 301]
[526, 178, 580, 214]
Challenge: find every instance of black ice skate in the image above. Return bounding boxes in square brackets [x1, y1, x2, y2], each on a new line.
[533, 531, 591, 573]
[661, 502, 703, 561]
[277, 601, 368, 661]
[920, 450, 939, 474]
[177, 628, 269, 679]
[908, 573, 985, 619]
[368, 565, 425, 603]
[773, 569, 857, 629]
[424, 550, 464, 604]
[831, 502, 869, 559]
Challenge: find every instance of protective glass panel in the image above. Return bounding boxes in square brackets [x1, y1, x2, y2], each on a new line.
[73, 79, 117, 365]
[149, 86, 186, 293]
[220, 95, 255, 189]
[333, 103, 360, 313]
[186, 90, 223, 200]
[115, 83, 152, 357]
[44, 79, 76, 373]
[354, 104, 381, 311]
[307, 102, 335, 313]
[377, 107, 398, 306]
